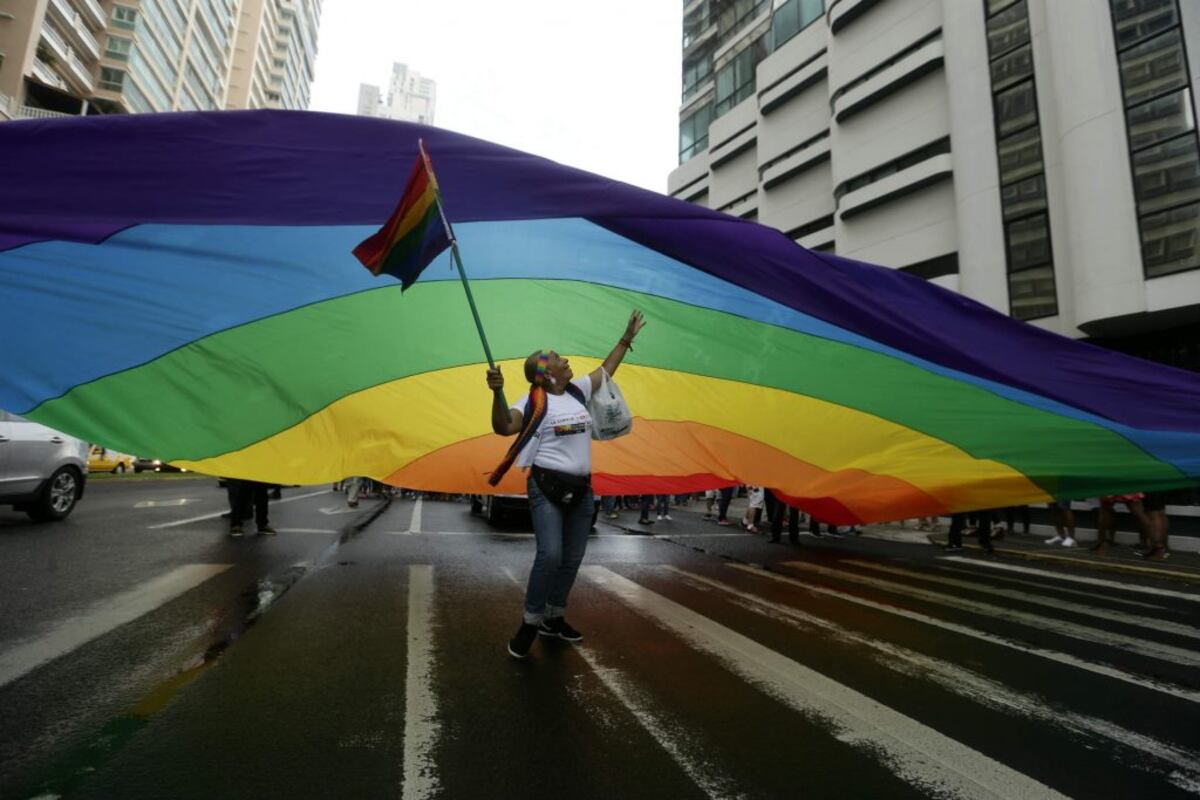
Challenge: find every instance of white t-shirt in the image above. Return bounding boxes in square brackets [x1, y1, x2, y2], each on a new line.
[510, 376, 595, 476]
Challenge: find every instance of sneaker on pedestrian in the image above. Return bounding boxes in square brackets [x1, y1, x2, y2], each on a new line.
[1045, 535, 1064, 546]
[606, 512, 619, 519]
[538, 617, 583, 642]
[656, 514, 663, 521]
[258, 524, 277, 535]
[638, 517, 654, 525]
[745, 524, 758, 533]
[507, 622, 540, 658]
[347, 501, 359, 508]
[662, 514, 672, 521]
[228, 524, 244, 538]
[1060, 537, 1077, 548]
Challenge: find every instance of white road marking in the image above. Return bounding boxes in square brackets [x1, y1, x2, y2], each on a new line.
[408, 497, 423, 534]
[498, 567, 739, 799]
[665, 566, 1200, 788]
[842, 559, 1200, 642]
[730, 564, 1200, 704]
[273, 528, 338, 535]
[936, 565, 1167, 610]
[781, 560, 1200, 668]
[134, 498, 194, 508]
[319, 506, 362, 515]
[0, 564, 233, 688]
[584, 565, 1069, 800]
[148, 489, 332, 529]
[403, 565, 439, 800]
[940, 557, 1200, 604]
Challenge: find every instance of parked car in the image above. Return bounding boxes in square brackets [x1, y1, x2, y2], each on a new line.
[0, 410, 88, 520]
[88, 445, 136, 474]
[470, 493, 530, 526]
[133, 457, 186, 473]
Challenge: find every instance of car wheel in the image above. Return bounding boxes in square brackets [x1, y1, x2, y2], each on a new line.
[27, 467, 81, 521]
[115, 463, 125, 474]
[486, 497, 505, 526]
[470, 496, 483, 514]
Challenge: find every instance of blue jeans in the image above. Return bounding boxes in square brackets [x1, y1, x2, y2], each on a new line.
[524, 475, 594, 624]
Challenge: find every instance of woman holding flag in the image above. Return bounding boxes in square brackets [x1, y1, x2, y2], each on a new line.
[487, 310, 645, 659]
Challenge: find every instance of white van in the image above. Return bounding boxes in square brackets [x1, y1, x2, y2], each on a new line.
[0, 411, 89, 521]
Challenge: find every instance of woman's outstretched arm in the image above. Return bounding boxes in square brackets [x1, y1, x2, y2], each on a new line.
[487, 366, 522, 435]
[592, 310, 646, 392]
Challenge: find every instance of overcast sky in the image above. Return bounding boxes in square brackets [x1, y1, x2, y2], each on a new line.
[308, 2, 682, 194]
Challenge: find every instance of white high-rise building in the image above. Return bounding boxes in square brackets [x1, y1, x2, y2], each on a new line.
[668, 0, 1200, 369]
[0, 0, 322, 120]
[357, 62, 435, 124]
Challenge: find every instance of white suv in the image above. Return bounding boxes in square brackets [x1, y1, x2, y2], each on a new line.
[0, 411, 89, 521]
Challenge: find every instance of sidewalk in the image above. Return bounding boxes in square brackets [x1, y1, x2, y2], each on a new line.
[600, 499, 1200, 585]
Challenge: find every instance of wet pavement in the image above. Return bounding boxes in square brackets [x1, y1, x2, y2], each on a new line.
[2, 481, 1200, 798]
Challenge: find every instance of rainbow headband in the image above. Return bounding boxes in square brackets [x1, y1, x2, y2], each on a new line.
[536, 352, 549, 383]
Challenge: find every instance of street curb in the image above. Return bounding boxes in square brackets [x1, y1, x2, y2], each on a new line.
[928, 536, 1200, 584]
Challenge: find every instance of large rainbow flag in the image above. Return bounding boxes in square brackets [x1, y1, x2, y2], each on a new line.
[3, 110, 1200, 525]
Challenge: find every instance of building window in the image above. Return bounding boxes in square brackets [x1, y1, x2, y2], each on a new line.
[105, 36, 133, 62]
[771, 0, 823, 50]
[682, 51, 713, 102]
[985, 0, 1058, 320]
[99, 67, 125, 91]
[714, 34, 767, 117]
[1110, 0, 1200, 278]
[679, 102, 715, 163]
[112, 6, 138, 31]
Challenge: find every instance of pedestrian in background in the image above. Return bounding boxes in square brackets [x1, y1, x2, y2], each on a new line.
[1138, 491, 1171, 560]
[1044, 500, 1077, 547]
[716, 486, 735, 526]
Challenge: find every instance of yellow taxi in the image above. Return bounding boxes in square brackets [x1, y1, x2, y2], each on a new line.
[88, 445, 136, 474]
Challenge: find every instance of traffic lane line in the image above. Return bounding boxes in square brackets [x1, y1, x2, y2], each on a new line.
[0, 563, 233, 688]
[148, 489, 335, 529]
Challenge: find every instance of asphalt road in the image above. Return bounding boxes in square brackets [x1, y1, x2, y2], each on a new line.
[1, 478, 1199, 799]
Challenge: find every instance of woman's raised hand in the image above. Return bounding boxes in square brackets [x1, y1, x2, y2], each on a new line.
[486, 366, 504, 392]
[623, 310, 646, 342]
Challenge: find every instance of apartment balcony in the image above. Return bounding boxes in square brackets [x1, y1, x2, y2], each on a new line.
[48, 0, 101, 61]
[39, 27, 95, 94]
[0, 93, 14, 120]
[31, 57, 68, 91]
[75, 0, 107, 30]
[18, 105, 76, 120]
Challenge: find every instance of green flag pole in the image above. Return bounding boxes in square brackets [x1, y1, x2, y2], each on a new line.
[419, 140, 507, 410]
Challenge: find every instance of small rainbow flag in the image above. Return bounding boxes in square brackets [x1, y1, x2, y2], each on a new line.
[353, 143, 452, 289]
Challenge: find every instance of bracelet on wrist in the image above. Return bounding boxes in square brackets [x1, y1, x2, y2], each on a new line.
[620, 338, 634, 350]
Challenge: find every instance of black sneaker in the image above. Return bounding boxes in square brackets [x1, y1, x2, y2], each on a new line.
[507, 622, 539, 658]
[229, 524, 244, 538]
[538, 617, 583, 642]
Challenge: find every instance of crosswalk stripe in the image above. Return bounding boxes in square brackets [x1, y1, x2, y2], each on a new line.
[664, 566, 1200, 786]
[403, 565, 439, 800]
[936, 565, 1168, 611]
[940, 557, 1200, 604]
[842, 559, 1200, 641]
[408, 497, 423, 534]
[0, 564, 233, 688]
[498, 566, 737, 799]
[584, 565, 1070, 800]
[728, 564, 1200, 704]
[781, 560, 1200, 668]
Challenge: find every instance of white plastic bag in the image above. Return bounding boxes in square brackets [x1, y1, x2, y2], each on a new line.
[589, 367, 633, 440]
